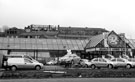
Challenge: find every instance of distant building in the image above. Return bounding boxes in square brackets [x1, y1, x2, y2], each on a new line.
[23, 24, 108, 39]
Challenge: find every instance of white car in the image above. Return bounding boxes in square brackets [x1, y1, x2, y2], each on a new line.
[111, 58, 133, 69]
[59, 55, 80, 62]
[127, 58, 135, 68]
[80, 59, 91, 68]
[90, 58, 114, 69]
[4, 58, 44, 71]
[46, 60, 57, 65]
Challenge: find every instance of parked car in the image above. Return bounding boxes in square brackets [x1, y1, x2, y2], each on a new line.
[4, 58, 44, 71]
[90, 58, 113, 69]
[111, 58, 133, 69]
[59, 55, 81, 63]
[46, 60, 57, 65]
[80, 59, 91, 68]
[127, 58, 135, 68]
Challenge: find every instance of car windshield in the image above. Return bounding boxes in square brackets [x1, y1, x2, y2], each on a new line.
[24, 59, 33, 63]
[117, 58, 125, 62]
[92, 58, 98, 62]
[24, 55, 34, 60]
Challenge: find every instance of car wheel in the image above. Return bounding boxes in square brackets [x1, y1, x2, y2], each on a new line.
[11, 66, 17, 71]
[35, 65, 41, 70]
[91, 64, 96, 69]
[126, 64, 131, 69]
[108, 64, 113, 69]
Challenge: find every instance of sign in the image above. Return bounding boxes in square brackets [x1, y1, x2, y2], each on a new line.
[111, 48, 120, 51]
[86, 48, 96, 52]
[107, 34, 119, 46]
[95, 48, 131, 51]
[29, 24, 58, 31]
[99, 48, 108, 51]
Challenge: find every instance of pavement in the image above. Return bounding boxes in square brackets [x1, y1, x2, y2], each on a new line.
[43, 65, 65, 71]
[1, 78, 135, 82]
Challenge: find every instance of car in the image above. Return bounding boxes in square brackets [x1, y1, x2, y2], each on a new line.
[111, 58, 133, 69]
[59, 55, 81, 63]
[4, 58, 44, 71]
[80, 59, 91, 68]
[90, 58, 113, 69]
[46, 60, 57, 65]
[127, 58, 135, 68]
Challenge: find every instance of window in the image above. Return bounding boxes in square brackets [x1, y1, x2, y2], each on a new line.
[24, 55, 33, 60]
[111, 59, 116, 62]
[117, 59, 125, 62]
[128, 59, 135, 62]
[24, 59, 33, 63]
[99, 58, 106, 62]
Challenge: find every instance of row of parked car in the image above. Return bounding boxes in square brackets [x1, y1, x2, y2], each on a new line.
[47, 57, 135, 69]
[2, 54, 135, 71]
[80, 57, 135, 69]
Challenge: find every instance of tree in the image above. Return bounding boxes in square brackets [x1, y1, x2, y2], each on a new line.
[1, 25, 9, 32]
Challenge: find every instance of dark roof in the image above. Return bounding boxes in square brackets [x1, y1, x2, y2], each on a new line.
[85, 34, 104, 48]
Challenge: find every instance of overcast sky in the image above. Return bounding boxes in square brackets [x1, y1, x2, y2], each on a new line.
[0, 0, 135, 38]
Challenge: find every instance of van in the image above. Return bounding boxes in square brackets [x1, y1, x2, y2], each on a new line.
[4, 58, 44, 71]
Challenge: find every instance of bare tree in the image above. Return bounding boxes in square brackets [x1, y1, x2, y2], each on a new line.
[1, 25, 10, 32]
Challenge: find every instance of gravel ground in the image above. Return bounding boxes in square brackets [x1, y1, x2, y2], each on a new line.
[1, 78, 135, 82]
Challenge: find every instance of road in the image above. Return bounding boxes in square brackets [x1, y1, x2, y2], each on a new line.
[1, 78, 135, 82]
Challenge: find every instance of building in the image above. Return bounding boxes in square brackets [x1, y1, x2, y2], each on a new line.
[0, 24, 108, 39]
[0, 25, 135, 63]
[85, 31, 134, 59]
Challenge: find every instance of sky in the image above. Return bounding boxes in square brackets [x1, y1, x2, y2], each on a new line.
[0, 0, 135, 38]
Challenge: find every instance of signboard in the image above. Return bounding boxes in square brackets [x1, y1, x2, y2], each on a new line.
[99, 48, 108, 51]
[86, 48, 131, 52]
[86, 48, 96, 52]
[107, 34, 119, 46]
[28, 24, 58, 31]
[111, 48, 120, 51]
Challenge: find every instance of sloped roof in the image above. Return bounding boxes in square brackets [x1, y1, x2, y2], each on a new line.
[0, 37, 89, 51]
[85, 31, 135, 49]
[85, 34, 104, 48]
[128, 39, 135, 49]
